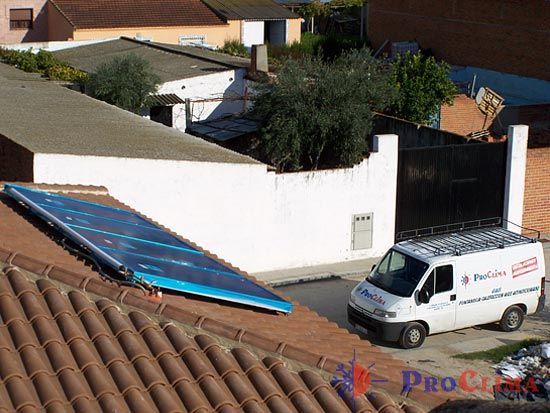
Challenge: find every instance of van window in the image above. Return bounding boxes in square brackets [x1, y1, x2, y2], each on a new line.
[367, 249, 429, 297]
[421, 265, 453, 296]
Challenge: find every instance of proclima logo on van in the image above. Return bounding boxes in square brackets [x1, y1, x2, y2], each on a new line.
[462, 269, 507, 286]
[358, 288, 386, 306]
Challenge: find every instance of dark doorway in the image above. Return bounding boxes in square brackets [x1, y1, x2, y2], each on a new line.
[150, 106, 173, 127]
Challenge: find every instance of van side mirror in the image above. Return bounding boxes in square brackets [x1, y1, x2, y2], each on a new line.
[418, 289, 430, 304]
[366, 264, 376, 280]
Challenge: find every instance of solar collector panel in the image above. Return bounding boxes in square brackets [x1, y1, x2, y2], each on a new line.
[4, 184, 292, 313]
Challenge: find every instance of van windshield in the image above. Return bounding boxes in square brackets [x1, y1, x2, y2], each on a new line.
[367, 249, 429, 297]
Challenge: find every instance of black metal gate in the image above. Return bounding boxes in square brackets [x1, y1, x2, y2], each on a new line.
[395, 141, 507, 239]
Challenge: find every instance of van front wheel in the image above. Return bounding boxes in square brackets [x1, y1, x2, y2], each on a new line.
[500, 306, 524, 332]
[399, 322, 426, 349]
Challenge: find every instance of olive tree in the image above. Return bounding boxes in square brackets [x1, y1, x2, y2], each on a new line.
[85, 54, 160, 113]
[253, 48, 396, 172]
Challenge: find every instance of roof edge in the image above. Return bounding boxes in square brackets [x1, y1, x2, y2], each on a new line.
[0, 182, 109, 195]
[121, 36, 247, 70]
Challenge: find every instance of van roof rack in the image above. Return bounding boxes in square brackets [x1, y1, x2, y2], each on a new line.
[397, 219, 539, 257]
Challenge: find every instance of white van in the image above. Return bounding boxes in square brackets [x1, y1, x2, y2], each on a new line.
[348, 227, 546, 348]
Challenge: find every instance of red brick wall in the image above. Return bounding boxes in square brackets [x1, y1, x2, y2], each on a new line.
[368, 0, 550, 81]
[523, 146, 550, 234]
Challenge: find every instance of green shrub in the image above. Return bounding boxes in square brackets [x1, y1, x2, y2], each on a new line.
[218, 40, 249, 57]
[46, 65, 88, 83]
[0, 48, 39, 72]
[35, 49, 60, 71]
[268, 33, 369, 65]
[0, 47, 88, 83]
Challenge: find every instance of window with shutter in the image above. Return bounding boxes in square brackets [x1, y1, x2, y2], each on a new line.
[10, 9, 33, 30]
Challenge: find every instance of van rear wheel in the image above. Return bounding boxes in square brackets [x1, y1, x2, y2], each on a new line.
[399, 322, 426, 349]
[500, 306, 524, 332]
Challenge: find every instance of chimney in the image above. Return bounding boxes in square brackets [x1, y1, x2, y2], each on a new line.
[250, 44, 268, 74]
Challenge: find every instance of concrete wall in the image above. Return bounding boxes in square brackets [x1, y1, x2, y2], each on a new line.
[523, 146, 550, 235]
[503, 126, 528, 233]
[0, 0, 49, 43]
[368, 0, 550, 81]
[155, 68, 248, 131]
[32, 134, 398, 273]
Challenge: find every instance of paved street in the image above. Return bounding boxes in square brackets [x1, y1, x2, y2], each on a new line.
[277, 243, 550, 392]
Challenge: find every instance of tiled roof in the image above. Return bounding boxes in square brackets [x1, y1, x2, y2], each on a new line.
[202, 0, 298, 20]
[0, 183, 450, 412]
[54, 38, 247, 83]
[440, 94, 491, 137]
[49, 0, 226, 29]
[0, 63, 258, 164]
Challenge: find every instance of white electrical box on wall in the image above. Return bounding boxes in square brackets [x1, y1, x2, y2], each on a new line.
[351, 213, 373, 250]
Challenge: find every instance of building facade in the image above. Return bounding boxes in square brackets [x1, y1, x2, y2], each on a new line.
[0, 0, 48, 43]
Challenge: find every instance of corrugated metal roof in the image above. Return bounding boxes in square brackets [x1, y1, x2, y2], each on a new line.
[54, 38, 248, 83]
[149, 93, 186, 106]
[203, 0, 298, 20]
[188, 115, 260, 141]
[0, 63, 259, 164]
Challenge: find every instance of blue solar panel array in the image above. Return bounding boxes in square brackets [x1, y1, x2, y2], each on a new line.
[4, 184, 292, 313]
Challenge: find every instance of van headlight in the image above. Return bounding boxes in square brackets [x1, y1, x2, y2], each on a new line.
[374, 308, 397, 318]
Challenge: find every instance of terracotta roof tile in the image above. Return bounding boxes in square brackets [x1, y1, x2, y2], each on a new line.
[0, 183, 451, 412]
[50, 0, 226, 29]
[440, 94, 491, 136]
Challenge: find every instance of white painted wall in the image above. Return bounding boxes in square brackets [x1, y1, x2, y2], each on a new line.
[503, 125, 529, 233]
[32, 134, 399, 274]
[0, 38, 117, 52]
[242, 21, 265, 48]
[156, 68, 248, 131]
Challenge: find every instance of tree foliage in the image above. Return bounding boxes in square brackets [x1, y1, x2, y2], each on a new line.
[253, 49, 396, 172]
[85, 54, 160, 113]
[388, 52, 458, 125]
[298, 0, 330, 20]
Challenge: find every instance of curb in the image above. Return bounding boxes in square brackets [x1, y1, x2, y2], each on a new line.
[267, 269, 367, 287]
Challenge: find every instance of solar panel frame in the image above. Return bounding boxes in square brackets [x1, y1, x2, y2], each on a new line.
[4, 184, 292, 313]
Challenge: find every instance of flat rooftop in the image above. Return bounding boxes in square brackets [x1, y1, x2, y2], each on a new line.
[0, 63, 259, 164]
